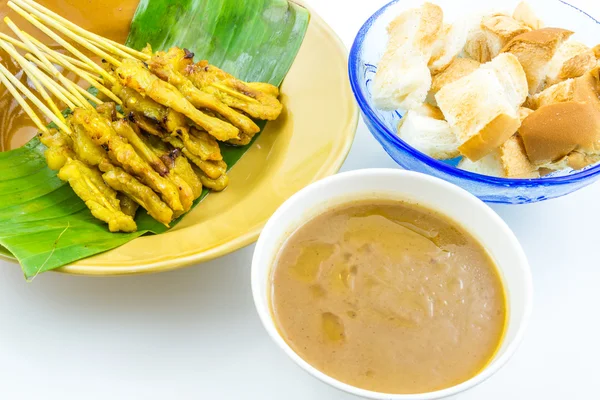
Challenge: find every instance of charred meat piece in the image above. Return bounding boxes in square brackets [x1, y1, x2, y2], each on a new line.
[115, 58, 240, 141]
[69, 108, 183, 212]
[149, 48, 259, 136]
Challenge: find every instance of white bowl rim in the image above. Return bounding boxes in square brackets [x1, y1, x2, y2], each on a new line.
[251, 168, 533, 400]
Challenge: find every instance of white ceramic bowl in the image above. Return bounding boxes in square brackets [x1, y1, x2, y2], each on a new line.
[251, 169, 533, 399]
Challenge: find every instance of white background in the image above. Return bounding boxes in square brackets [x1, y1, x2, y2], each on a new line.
[1, 0, 599, 399]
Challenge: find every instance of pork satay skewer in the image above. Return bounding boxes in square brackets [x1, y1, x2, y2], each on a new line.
[116, 59, 240, 141]
[0, 54, 137, 232]
[101, 166, 173, 225]
[148, 50, 260, 136]
[113, 121, 195, 212]
[66, 117, 175, 226]
[59, 159, 137, 232]
[69, 108, 184, 212]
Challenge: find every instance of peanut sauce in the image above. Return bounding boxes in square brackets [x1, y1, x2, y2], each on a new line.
[271, 200, 506, 394]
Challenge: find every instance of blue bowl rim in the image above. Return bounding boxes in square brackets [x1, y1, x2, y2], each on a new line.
[348, 0, 600, 189]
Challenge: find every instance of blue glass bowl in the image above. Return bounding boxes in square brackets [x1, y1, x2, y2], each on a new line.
[348, 0, 600, 204]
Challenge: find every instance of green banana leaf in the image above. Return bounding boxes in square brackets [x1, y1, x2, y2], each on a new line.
[0, 0, 309, 279]
[127, 0, 308, 86]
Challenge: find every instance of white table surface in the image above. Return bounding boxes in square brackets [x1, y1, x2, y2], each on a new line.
[1, 0, 599, 399]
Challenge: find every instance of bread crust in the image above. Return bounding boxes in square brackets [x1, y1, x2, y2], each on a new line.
[482, 14, 531, 41]
[501, 27, 574, 94]
[464, 14, 531, 63]
[530, 66, 600, 108]
[520, 101, 600, 164]
[436, 54, 526, 161]
[499, 135, 538, 177]
[458, 113, 521, 161]
[546, 41, 597, 86]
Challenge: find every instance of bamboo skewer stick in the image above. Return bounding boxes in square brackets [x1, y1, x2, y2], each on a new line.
[16, 33, 119, 107]
[87, 37, 142, 62]
[0, 0, 158, 131]
[0, 64, 49, 133]
[13, 0, 123, 67]
[0, 40, 64, 121]
[67, 82, 100, 107]
[24, 48, 122, 106]
[27, 56, 97, 109]
[5, 4, 115, 83]
[25, 53, 102, 106]
[21, 32, 99, 74]
[0, 31, 96, 73]
[26, 64, 79, 109]
[4, 16, 93, 107]
[24, 56, 126, 118]
[26, 72, 65, 119]
[22, 55, 83, 109]
[40, 52, 102, 83]
[46, 50, 99, 76]
[17, 0, 149, 61]
[0, 62, 71, 133]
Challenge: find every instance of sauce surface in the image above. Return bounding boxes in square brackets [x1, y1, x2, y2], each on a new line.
[271, 200, 506, 394]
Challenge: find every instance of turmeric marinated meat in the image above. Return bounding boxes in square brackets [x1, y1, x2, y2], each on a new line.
[149, 48, 260, 136]
[172, 156, 203, 199]
[115, 58, 240, 141]
[58, 159, 137, 232]
[111, 80, 224, 160]
[16, 38, 282, 233]
[197, 168, 229, 192]
[102, 165, 174, 226]
[70, 108, 184, 212]
[183, 59, 282, 121]
[68, 122, 108, 167]
[178, 128, 222, 162]
[117, 193, 140, 218]
[112, 119, 170, 177]
[39, 129, 75, 170]
[141, 134, 204, 199]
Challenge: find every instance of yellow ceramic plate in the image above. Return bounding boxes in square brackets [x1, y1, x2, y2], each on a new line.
[0, 1, 358, 275]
